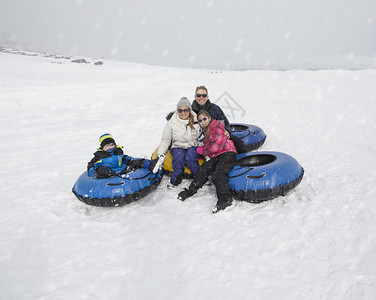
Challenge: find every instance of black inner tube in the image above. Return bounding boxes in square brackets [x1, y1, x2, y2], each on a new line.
[231, 124, 248, 131]
[237, 154, 277, 167]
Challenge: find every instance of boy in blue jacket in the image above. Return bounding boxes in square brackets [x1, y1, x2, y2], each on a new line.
[87, 133, 150, 178]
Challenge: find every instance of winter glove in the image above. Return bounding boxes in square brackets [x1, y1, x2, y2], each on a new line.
[197, 146, 204, 155]
[128, 159, 146, 170]
[148, 158, 157, 172]
[95, 166, 115, 178]
[88, 167, 95, 177]
[177, 188, 196, 201]
[122, 155, 129, 164]
[149, 154, 165, 173]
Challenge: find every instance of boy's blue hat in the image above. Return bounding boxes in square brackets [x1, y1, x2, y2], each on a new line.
[99, 133, 116, 148]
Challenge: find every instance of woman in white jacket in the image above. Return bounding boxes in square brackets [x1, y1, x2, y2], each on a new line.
[152, 97, 200, 189]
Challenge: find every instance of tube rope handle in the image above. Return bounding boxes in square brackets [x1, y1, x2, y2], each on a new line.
[246, 172, 266, 179]
[239, 129, 251, 139]
[228, 167, 253, 178]
[228, 166, 266, 179]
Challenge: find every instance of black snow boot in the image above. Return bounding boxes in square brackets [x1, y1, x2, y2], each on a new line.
[212, 197, 234, 213]
[177, 187, 197, 201]
[173, 173, 184, 186]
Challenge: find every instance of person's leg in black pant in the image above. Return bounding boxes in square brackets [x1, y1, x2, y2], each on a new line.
[230, 135, 248, 154]
[177, 157, 219, 200]
[211, 152, 237, 212]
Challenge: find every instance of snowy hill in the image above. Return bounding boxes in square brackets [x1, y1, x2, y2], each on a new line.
[0, 50, 376, 299]
[0, 33, 58, 56]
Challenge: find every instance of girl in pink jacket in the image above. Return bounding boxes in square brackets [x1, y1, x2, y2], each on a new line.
[178, 110, 238, 213]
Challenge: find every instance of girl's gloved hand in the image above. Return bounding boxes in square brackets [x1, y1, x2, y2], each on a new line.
[197, 146, 204, 155]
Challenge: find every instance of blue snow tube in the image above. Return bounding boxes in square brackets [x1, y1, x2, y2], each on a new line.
[228, 151, 304, 202]
[72, 168, 163, 207]
[230, 123, 266, 151]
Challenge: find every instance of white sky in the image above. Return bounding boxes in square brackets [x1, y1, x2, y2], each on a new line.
[1, 0, 375, 69]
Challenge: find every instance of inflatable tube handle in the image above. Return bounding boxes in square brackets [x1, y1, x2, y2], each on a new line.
[148, 171, 161, 181]
[237, 129, 260, 139]
[228, 167, 266, 179]
[121, 170, 155, 180]
[246, 172, 266, 179]
[106, 182, 125, 186]
[228, 167, 253, 178]
[238, 129, 251, 139]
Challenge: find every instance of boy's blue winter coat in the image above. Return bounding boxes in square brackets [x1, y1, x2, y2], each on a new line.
[87, 147, 133, 176]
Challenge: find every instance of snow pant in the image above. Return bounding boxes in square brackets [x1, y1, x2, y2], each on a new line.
[230, 134, 249, 154]
[188, 151, 237, 203]
[170, 147, 199, 185]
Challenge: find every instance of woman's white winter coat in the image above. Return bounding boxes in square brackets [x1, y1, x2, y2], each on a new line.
[157, 111, 200, 156]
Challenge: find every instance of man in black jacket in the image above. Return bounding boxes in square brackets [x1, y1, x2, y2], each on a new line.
[191, 86, 249, 154]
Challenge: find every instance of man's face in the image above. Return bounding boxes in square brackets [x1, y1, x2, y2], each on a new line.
[195, 89, 209, 106]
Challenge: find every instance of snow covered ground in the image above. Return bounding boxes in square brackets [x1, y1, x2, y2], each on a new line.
[1, 50, 376, 300]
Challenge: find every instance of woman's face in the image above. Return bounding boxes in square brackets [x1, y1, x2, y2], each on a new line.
[198, 114, 211, 128]
[177, 105, 190, 120]
[195, 89, 209, 106]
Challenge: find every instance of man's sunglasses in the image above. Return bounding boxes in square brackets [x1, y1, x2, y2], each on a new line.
[196, 94, 207, 98]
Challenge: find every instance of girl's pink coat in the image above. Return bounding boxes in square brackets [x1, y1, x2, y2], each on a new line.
[201, 120, 237, 158]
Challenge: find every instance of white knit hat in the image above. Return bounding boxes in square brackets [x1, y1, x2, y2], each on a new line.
[176, 97, 191, 109]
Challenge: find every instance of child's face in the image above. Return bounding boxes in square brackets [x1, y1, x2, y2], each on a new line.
[198, 115, 211, 128]
[103, 143, 115, 152]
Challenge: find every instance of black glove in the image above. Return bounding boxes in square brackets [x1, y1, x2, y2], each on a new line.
[128, 159, 146, 170]
[148, 157, 158, 172]
[95, 166, 115, 178]
[177, 188, 195, 201]
[148, 154, 165, 173]
[122, 155, 130, 164]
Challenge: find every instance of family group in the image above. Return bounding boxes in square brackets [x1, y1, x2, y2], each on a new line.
[87, 86, 248, 213]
